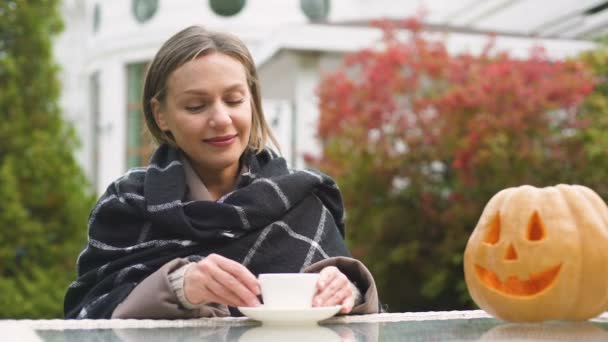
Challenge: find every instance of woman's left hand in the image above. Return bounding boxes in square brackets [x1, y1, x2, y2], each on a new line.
[312, 266, 356, 314]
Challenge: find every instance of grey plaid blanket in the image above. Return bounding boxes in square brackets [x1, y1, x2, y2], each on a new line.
[64, 144, 350, 319]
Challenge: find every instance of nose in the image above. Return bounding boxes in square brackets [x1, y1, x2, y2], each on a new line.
[209, 102, 232, 128]
[504, 243, 518, 261]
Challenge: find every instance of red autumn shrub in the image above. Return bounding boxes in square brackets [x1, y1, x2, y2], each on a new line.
[312, 18, 595, 311]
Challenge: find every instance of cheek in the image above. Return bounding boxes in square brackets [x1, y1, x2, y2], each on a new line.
[171, 114, 206, 138]
[236, 105, 253, 134]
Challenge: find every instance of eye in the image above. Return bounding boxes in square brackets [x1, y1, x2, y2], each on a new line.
[185, 104, 207, 112]
[526, 211, 546, 241]
[483, 212, 501, 245]
[225, 98, 244, 106]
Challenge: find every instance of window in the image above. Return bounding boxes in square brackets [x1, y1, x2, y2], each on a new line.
[209, 0, 246, 17]
[126, 63, 155, 168]
[300, 0, 330, 22]
[132, 0, 159, 23]
[92, 3, 101, 33]
[89, 72, 100, 190]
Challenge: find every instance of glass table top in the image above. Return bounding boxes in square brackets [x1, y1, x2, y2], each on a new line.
[3, 310, 608, 341]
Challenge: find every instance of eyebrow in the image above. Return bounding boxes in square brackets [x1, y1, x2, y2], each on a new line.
[182, 83, 247, 95]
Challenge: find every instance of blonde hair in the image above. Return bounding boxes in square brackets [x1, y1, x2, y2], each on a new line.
[142, 25, 279, 153]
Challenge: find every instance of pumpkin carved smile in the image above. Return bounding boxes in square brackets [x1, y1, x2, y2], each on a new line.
[473, 209, 562, 296]
[475, 263, 562, 296]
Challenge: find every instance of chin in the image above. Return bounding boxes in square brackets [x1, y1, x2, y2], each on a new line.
[207, 154, 243, 170]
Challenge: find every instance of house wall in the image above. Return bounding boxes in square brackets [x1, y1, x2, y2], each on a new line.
[54, 0, 598, 194]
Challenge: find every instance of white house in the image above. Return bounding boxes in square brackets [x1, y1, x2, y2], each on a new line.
[54, 0, 600, 194]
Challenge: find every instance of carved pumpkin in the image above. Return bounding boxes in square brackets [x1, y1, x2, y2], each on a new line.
[464, 184, 608, 322]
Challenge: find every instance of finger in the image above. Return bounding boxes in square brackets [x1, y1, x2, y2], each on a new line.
[203, 279, 243, 308]
[207, 262, 260, 307]
[202, 267, 252, 307]
[197, 257, 259, 307]
[339, 293, 355, 314]
[211, 254, 261, 296]
[186, 265, 242, 307]
[314, 273, 349, 306]
[317, 267, 339, 290]
[326, 285, 351, 307]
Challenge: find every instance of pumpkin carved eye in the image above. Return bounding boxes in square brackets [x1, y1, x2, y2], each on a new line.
[483, 212, 501, 245]
[527, 211, 546, 241]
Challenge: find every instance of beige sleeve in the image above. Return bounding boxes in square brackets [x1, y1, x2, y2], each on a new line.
[111, 258, 229, 319]
[303, 256, 380, 315]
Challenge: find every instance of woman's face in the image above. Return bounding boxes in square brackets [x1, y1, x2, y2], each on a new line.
[153, 52, 252, 175]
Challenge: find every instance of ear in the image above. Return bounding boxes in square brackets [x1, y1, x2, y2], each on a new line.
[151, 98, 170, 131]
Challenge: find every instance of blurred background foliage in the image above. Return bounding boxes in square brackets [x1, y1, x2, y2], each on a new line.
[0, 0, 94, 318]
[312, 18, 608, 312]
[3, 1, 608, 318]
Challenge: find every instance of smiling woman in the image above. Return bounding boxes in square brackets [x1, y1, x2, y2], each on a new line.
[151, 53, 253, 199]
[63, 26, 380, 319]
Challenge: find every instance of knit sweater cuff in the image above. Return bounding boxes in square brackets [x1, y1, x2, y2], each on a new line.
[350, 281, 363, 306]
[167, 263, 207, 310]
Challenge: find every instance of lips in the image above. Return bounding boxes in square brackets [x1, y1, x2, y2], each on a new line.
[203, 134, 237, 146]
[475, 264, 561, 296]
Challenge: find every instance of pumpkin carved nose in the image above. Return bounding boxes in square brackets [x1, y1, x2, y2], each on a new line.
[504, 243, 518, 261]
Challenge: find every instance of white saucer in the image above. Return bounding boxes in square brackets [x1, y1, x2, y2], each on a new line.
[237, 305, 342, 325]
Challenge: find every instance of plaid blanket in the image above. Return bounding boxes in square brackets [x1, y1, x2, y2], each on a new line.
[64, 144, 351, 318]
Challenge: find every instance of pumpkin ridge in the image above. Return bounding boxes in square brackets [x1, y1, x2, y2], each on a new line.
[575, 186, 608, 236]
[559, 185, 608, 317]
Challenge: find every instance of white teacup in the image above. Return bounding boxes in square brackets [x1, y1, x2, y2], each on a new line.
[258, 273, 320, 309]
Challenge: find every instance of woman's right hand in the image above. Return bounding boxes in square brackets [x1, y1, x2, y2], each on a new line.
[183, 253, 261, 307]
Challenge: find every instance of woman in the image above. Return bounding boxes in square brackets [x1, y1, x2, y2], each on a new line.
[64, 26, 379, 319]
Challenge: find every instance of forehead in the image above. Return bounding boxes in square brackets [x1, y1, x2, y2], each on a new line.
[167, 52, 248, 93]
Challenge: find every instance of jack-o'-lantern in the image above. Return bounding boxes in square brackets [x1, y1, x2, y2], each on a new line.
[464, 184, 608, 322]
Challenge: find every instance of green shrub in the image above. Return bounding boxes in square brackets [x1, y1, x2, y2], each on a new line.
[0, 0, 95, 318]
